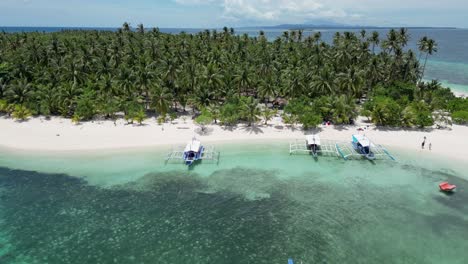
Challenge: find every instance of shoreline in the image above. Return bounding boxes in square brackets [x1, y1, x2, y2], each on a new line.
[1, 116, 468, 163]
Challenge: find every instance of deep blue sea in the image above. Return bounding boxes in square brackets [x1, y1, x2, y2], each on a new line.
[2, 26, 467, 94]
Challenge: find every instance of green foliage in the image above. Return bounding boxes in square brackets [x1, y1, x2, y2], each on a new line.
[207, 104, 220, 124]
[220, 102, 241, 126]
[447, 98, 468, 113]
[195, 109, 213, 134]
[12, 105, 32, 121]
[452, 111, 468, 125]
[71, 114, 81, 124]
[195, 110, 213, 127]
[0, 27, 445, 129]
[409, 101, 434, 127]
[157, 116, 165, 125]
[365, 97, 402, 126]
[373, 82, 415, 101]
[100, 98, 120, 120]
[133, 109, 147, 125]
[0, 99, 9, 114]
[404, 101, 434, 128]
[0, 63, 11, 79]
[75, 93, 96, 120]
[299, 112, 322, 130]
[240, 96, 260, 126]
[281, 113, 298, 127]
[169, 112, 177, 124]
[360, 109, 372, 121]
[261, 108, 277, 125]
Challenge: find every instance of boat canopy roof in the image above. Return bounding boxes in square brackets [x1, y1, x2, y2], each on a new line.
[184, 139, 201, 152]
[352, 134, 370, 147]
[306, 135, 321, 145]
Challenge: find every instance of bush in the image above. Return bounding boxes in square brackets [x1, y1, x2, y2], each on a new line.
[447, 98, 468, 113]
[220, 102, 241, 126]
[195, 109, 213, 134]
[12, 105, 32, 121]
[299, 112, 322, 130]
[75, 94, 96, 120]
[373, 82, 415, 101]
[452, 111, 468, 125]
[133, 109, 147, 125]
[368, 97, 402, 126]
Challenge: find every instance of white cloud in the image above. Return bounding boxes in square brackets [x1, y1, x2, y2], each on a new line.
[175, 0, 357, 24]
[174, 0, 217, 5]
[172, 0, 468, 27]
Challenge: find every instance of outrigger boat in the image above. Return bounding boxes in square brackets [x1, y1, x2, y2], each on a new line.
[183, 138, 204, 166]
[306, 135, 321, 157]
[351, 134, 375, 160]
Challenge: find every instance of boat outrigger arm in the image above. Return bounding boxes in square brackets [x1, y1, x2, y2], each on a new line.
[290, 135, 396, 161]
[166, 139, 219, 166]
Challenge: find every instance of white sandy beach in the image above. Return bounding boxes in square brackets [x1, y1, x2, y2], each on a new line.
[1, 115, 468, 162]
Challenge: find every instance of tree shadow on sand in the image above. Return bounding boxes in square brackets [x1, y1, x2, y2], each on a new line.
[242, 126, 264, 135]
[195, 126, 214, 136]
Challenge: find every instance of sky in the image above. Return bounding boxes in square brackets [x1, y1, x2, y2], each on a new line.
[0, 0, 467, 28]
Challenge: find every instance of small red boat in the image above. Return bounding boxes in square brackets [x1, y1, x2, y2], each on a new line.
[439, 182, 456, 192]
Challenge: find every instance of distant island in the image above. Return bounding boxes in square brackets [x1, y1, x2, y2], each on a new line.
[238, 23, 458, 30]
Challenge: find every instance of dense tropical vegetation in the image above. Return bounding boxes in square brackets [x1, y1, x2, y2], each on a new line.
[0, 23, 467, 127]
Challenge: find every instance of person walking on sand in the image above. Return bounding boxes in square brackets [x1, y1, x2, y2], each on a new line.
[421, 136, 426, 149]
[429, 142, 432, 151]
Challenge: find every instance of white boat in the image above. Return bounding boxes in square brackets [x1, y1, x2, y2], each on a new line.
[306, 135, 321, 156]
[351, 134, 375, 160]
[183, 138, 204, 166]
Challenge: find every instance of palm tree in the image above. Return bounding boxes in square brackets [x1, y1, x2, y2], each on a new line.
[313, 32, 322, 45]
[152, 86, 172, 116]
[241, 97, 260, 126]
[261, 108, 277, 125]
[133, 108, 147, 125]
[417, 36, 428, 61]
[420, 38, 438, 81]
[122, 22, 131, 32]
[135, 64, 155, 109]
[233, 66, 252, 96]
[337, 68, 364, 97]
[368, 31, 380, 54]
[382, 29, 400, 54]
[360, 29, 366, 40]
[311, 67, 335, 95]
[137, 24, 145, 34]
[258, 78, 277, 103]
[6, 79, 34, 104]
[398, 28, 410, 47]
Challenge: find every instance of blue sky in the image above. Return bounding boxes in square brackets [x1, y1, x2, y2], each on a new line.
[1, 0, 467, 28]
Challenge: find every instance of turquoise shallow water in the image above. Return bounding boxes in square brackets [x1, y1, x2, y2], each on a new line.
[0, 143, 467, 263]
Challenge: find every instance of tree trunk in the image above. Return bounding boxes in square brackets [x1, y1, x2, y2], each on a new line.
[420, 53, 429, 82]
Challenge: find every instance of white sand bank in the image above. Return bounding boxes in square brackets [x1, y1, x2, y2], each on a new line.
[1, 116, 468, 162]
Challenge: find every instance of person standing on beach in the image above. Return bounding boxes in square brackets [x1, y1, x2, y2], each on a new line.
[421, 136, 426, 149]
[429, 142, 432, 151]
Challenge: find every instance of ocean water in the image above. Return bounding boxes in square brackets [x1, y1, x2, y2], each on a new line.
[1, 26, 468, 94]
[0, 142, 467, 264]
